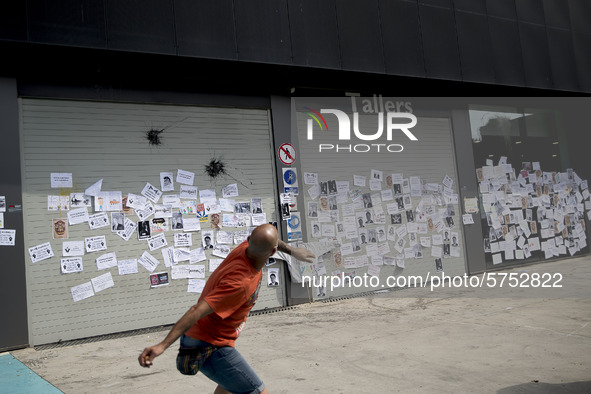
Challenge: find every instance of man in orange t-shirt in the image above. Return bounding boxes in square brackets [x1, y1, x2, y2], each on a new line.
[139, 224, 315, 394]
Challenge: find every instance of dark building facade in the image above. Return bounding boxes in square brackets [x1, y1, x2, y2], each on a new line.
[1, 0, 590, 351]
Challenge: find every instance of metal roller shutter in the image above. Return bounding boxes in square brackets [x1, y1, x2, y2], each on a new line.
[20, 98, 284, 345]
[297, 110, 467, 298]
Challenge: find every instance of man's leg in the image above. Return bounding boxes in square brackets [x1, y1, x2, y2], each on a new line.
[200, 346, 266, 394]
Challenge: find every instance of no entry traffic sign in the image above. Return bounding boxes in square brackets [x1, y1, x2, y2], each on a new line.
[278, 143, 296, 165]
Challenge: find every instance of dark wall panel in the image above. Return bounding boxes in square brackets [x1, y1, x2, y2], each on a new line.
[419, 4, 461, 80]
[519, 22, 552, 89]
[0, 78, 28, 351]
[569, 0, 591, 36]
[288, 0, 341, 68]
[454, 0, 487, 14]
[233, 0, 292, 64]
[379, 0, 425, 77]
[174, 0, 236, 60]
[0, 1, 28, 41]
[572, 31, 591, 91]
[106, 0, 175, 54]
[488, 17, 526, 86]
[335, 0, 385, 73]
[419, 0, 452, 7]
[543, 0, 571, 29]
[28, 0, 106, 47]
[455, 11, 495, 83]
[546, 28, 579, 91]
[515, 0, 545, 25]
[486, 0, 517, 20]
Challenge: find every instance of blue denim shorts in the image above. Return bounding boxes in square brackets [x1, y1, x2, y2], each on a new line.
[180, 335, 265, 394]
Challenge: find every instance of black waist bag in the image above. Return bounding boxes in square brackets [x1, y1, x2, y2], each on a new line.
[176, 344, 218, 375]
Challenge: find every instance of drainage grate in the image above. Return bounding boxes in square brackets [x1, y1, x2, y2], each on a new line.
[34, 325, 173, 351]
[249, 306, 298, 316]
[321, 286, 413, 303]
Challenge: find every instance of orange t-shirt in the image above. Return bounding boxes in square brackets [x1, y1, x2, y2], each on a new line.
[185, 240, 262, 347]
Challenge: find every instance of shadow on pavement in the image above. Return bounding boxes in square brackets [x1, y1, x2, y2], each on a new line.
[498, 380, 591, 394]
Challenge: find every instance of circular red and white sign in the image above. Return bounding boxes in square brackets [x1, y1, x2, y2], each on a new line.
[278, 143, 297, 165]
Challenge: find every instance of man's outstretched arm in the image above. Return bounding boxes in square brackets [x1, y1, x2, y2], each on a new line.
[277, 239, 316, 263]
[138, 299, 214, 367]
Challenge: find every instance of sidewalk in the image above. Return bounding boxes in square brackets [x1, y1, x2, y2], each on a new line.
[7, 256, 591, 394]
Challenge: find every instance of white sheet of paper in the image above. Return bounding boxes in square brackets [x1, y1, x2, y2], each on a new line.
[105, 191, 123, 211]
[219, 198, 235, 212]
[339, 243, 353, 256]
[0, 229, 16, 246]
[162, 194, 181, 207]
[60, 257, 83, 274]
[188, 265, 205, 279]
[353, 175, 366, 187]
[88, 212, 109, 230]
[369, 179, 382, 191]
[190, 247, 206, 264]
[307, 184, 320, 200]
[251, 213, 267, 226]
[116, 218, 137, 241]
[367, 265, 381, 277]
[71, 281, 94, 302]
[209, 258, 224, 272]
[141, 183, 162, 203]
[375, 239, 389, 254]
[431, 246, 443, 258]
[173, 248, 191, 262]
[139, 251, 160, 273]
[199, 189, 217, 202]
[160, 172, 175, 192]
[147, 232, 168, 251]
[96, 252, 117, 270]
[492, 253, 503, 265]
[216, 231, 233, 244]
[304, 172, 318, 185]
[182, 218, 201, 232]
[92, 272, 115, 293]
[171, 265, 190, 279]
[442, 174, 453, 189]
[63, 240, 85, 257]
[161, 246, 175, 267]
[204, 201, 221, 215]
[213, 245, 231, 258]
[154, 204, 173, 219]
[381, 189, 394, 202]
[462, 214, 474, 225]
[126, 193, 147, 209]
[85, 235, 107, 253]
[175, 233, 192, 247]
[222, 184, 239, 198]
[68, 207, 89, 225]
[51, 173, 73, 188]
[136, 202, 155, 221]
[176, 169, 195, 185]
[85, 179, 103, 197]
[118, 259, 138, 275]
[188, 278, 206, 293]
[29, 242, 54, 263]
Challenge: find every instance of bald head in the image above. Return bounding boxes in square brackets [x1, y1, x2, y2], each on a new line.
[248, 224, 278, 259]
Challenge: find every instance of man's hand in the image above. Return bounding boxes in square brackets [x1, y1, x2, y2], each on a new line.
[137, 300, 214, 368]
[291, 247, 316, 263]
[138, 343, 166, 368]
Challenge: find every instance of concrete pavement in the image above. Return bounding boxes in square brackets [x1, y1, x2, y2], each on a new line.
[7, 255, 591, 393]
